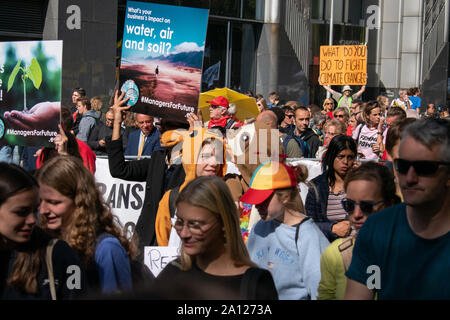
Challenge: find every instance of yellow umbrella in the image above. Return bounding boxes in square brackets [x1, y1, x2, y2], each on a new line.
[198, 87, 260, 122]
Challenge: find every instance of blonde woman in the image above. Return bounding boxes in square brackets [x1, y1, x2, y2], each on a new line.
[154, 176, 278, 300]
[322, 98, 335, 120]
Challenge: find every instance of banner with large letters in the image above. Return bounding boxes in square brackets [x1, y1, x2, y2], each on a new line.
[94, 157, 146, 237]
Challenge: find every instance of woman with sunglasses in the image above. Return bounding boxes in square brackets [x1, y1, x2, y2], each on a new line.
[315, 119, 347, 159]
[256, 96, 268, 112]
[322, 98, 335, 120]
[305, 135, 357, 242]
[318, 162, 399, 300]
[154, 176, 278, 299]
[352, 100, 386, 160]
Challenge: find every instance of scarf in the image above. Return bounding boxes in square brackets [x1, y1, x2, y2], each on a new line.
[208, 115, 230, 129]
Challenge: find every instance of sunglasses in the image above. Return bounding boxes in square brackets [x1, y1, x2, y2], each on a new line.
[286, 114, 294, 118]
[341, 198, 384, 215]
[394, 158, 450, 176]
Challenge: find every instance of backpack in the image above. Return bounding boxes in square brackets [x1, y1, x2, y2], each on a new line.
[95, 232, 155, 291]
[338, 236, 355, 271]
[282, 135, 311, 158]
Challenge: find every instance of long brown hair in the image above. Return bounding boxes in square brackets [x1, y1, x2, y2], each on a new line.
[273, 164, 309, 214]
[36, 156, 137, 265]
[0, 163, 47, 294]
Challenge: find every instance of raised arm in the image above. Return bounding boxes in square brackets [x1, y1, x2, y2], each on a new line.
[319, 76, 338, 96]
[112, 90, 131, 141]
[354, 85, 366, 98]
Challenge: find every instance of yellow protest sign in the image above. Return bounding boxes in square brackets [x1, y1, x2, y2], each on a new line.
[319, 45, 367, 85]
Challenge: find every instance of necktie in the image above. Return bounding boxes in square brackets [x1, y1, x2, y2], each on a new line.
[137, 133, 146, 157]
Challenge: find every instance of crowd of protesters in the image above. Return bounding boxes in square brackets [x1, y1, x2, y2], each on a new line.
[0, 83, 449, 301]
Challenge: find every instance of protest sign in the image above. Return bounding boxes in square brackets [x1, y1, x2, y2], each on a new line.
[319, 45, 367, 85]
[119, 1, 209, 122]
[144, 246, 179, 277]
[0, 41, 62, 147]
[95, 157, 146, 238]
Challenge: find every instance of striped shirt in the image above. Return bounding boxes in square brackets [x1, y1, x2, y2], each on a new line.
[326, 191, 347, 222]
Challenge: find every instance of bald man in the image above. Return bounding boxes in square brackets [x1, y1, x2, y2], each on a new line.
[256, 110, 278, 129]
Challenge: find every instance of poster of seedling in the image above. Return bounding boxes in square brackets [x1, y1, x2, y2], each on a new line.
[0, 40, 62, 147]
[119, 1, 209, 122]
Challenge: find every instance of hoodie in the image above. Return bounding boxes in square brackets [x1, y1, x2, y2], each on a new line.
[155, 128, 227, 246]
[76, 110, 100, 143]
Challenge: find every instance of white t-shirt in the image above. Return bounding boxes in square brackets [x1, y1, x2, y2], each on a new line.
[352, 124, 386, 160]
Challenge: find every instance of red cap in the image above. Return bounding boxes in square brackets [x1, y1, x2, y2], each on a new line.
[207, 96, 229, 109]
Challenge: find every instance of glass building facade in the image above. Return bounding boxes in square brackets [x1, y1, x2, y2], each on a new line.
[0, 0, 448, 109]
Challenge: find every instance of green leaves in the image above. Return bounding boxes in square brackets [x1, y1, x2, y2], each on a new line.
[28, 58, 42, 89]
[7, 59, 21, 92]
[7, 58, 42, 92]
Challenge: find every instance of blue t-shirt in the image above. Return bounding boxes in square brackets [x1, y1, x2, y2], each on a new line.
[408, 96, 421, 110]
[95, 237, 132, 294]
[346, 203, 450, 299]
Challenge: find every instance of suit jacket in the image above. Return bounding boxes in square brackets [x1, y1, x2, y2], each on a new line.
[106, 136, 185, 260]
[124, 127, 163, 156]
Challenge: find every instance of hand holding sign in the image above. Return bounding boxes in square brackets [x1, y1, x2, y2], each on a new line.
[112, 90, 131, 123]
[54, 124, 68, 155]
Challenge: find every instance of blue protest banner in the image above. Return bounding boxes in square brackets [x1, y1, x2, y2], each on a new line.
[120, 1, 209, 121]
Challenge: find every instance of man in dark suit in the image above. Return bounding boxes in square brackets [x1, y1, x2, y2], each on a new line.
[106, 91, 188, 260]
[124, 113, 163, 157]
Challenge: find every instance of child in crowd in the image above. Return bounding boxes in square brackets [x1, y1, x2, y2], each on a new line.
[242, 161, 329, 299]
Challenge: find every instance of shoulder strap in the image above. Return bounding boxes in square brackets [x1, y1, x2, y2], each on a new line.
[355, 123, 365, 146]
[45, 238, 59, 300]
[168, 185, 181, 218]
[295, 217, 311, 256]
[294, 135, 311, 158]
[338, 236, 355, 271]
[239, 267, 266, 300]
[284, 135, 310, 158]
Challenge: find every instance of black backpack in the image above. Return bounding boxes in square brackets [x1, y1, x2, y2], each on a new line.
[95, 232, 155, 291]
